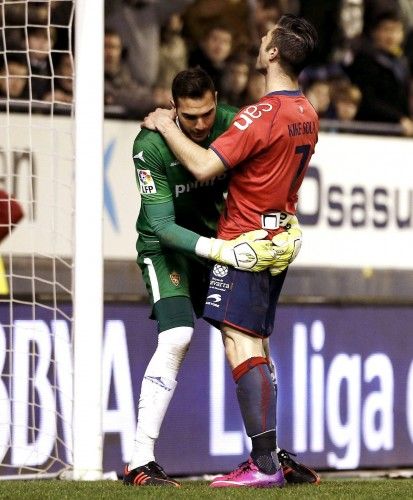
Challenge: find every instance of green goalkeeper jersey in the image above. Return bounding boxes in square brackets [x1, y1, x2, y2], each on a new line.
[134, 104, 236, 256]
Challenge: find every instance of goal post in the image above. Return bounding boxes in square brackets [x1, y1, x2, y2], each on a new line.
[0, 0, 105, 480]
[73, 0, 104, 480]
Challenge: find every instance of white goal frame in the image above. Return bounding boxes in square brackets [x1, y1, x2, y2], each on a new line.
[0, 0, 105, 481]
[72, 0, 104, 480]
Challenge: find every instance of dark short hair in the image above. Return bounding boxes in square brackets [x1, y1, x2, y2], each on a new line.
[366, 9, 403, 35]
[105, 27, 121, 39]
[267, 14, 318, 77]
[172, 67, 215, 104]
[28, 26, 57, 44]
[202, 23, 233, 40]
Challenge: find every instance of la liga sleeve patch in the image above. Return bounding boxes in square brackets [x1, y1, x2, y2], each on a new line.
[137, 169, 157, 194]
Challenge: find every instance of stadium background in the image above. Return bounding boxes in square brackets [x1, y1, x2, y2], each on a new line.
[0, 0, 413, 479]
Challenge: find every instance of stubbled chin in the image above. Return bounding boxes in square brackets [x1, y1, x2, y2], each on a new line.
[191, 134, 208, 143]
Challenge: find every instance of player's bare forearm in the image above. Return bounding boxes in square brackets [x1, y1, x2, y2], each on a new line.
[144, 110, 225, 181]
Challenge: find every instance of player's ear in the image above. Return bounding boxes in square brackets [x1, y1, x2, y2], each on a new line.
[268, 46, 278, 62]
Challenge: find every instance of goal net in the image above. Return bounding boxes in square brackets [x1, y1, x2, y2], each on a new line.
[0, 0, 103, 479]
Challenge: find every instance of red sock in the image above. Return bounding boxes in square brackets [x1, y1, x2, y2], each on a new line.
[232, 356, 268, 383]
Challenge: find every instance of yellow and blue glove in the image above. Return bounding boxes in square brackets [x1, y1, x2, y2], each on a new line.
[197, 217, 302, 273]
[208, 229, 277, 272]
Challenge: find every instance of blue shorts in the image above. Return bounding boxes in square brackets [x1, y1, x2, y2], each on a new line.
[203, 264, 287, 338]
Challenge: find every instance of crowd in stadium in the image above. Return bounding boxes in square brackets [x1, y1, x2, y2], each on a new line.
[0, 0, 412, 135]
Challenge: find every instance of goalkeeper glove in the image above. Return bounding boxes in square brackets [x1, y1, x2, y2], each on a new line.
[269, 216, 302, 276]
[196, 230, 277, 272]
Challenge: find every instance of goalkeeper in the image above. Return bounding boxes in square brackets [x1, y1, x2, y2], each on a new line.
[125, 68, 314, 487]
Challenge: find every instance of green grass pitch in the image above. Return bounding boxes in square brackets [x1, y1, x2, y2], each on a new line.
[0, 478, 413, 499]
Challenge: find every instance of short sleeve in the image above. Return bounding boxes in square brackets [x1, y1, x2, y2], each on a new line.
[132, 134, 173, 205]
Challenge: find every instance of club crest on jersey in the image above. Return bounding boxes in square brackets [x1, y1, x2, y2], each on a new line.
[170, 271, 181, 286]
[137, 169, 157, 194]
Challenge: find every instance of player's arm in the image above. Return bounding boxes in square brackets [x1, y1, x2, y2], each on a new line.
[134, 134, 277, 271]
[143, 110, 225, 182]
[143, 199, 280, 272]
[145, 198, 303, 274]
[142, 199, 200, 253]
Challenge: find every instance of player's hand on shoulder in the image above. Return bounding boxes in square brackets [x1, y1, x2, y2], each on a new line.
[142, 107, 176, 131]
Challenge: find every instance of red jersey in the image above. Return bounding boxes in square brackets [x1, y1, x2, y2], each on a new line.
[210, 90, 318, 239]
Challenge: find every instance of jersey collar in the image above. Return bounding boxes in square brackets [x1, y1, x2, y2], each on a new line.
[266, 89, 302, 96]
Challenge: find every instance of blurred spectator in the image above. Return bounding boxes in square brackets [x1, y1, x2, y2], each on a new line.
[188, 24, 233, 94]
[0, 0, 51, 50]
[245, 70, 266, 103]
[220, 54, 251, 107]
[362, 0, 413, 72]
[346, 9, 413, 135]
[44, 53, 73, 104]
[104, 29, 169, 118]
[305, 79, 331, 118]
[27, 26, 56, 100]
[334, 0, 364, 65]
[182, 0, 250, 53]
[328, 80, 362, 121]
[363, 0, 407, 32]
[0, 54, 29, 100]
[156, 14, 188, 92]
[105, 0, 193, 88]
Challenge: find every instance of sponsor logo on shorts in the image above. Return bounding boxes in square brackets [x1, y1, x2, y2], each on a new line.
[213, 264, 228, 278]
[207, 294, 221, 304]
[137, 169, 157, 194]
[206, 293, 221, 308]
[169, 271, 180, 286]
[210, 279, 230, 291]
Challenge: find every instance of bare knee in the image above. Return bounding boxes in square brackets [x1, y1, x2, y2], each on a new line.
[221, 325, 264, 369]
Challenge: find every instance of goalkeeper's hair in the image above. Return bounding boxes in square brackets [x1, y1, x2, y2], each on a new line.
[172, 67, 215, 104]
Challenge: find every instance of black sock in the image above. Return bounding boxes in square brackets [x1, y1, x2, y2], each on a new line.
[251, 430, 278, 473]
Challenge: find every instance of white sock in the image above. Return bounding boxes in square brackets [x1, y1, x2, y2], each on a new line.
[129, 326, 193, 469]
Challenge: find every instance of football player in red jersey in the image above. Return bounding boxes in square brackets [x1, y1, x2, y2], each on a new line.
[144, 14, 319, 488]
